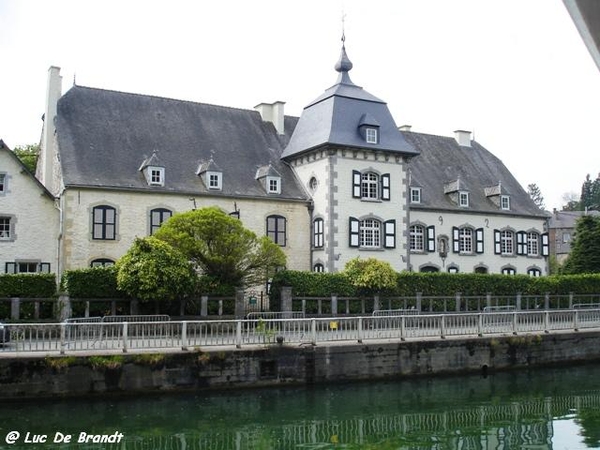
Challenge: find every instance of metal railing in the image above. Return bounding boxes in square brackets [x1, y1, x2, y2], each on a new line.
[1, 309, 600, 356]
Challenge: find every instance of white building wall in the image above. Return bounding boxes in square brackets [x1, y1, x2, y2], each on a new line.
[409, 209, 547, 275]
[0, 151, 59, 274]
[61, 188, 311, 273]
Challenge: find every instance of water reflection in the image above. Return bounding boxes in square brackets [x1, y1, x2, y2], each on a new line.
[1, 364, 600, 449]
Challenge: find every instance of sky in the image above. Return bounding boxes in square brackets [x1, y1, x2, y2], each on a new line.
[1, 0, 599, 211]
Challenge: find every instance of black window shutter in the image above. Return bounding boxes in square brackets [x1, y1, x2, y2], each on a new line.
[352, 171, 361, 198]
[384, 219, 396, 248]
[494, 230, 501, 255]
[452, 227, 460, 253]
[476, 228, 484, 254]
[381, 173, 391, 201]
[541, 232, 549, 256]
[349, 217, 360, 247]
[427, 226, 436, 252]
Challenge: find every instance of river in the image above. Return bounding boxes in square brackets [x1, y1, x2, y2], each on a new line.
[1, 363, 600, 449]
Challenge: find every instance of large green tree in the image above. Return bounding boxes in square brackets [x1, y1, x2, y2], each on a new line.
[563, 215, 600, 274]
[154, 206, 286, 287]
[13, 144, 39, 173]
[116, 236, 197, 303]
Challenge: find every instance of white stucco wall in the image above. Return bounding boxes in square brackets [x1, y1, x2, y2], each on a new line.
[409, 209, 548, 275]
[0, 151, 59, 274]
[60, 188, 311, 274]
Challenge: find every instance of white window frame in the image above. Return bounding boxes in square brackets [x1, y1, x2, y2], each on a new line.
[0, 173, 6, 193]
[409, 225, 425, 252]
[500, 195, 510, 210]
[360, 219, 381, 248]
[502, 267, 516, 275]
[313, 218, 324, 248]
[267, 176, 281, 194]
[528, 268, 542, 277]
[458, 191, 469, 207]
[527, 232, 539, 256]
[500, 230, 514, 255]
[365, 128, 378, 144]
[207, 171, 222, 190]
[148, 167, 165, 186]
[410, 187, 421, 204]
[0, 216, 11, 240]
[459, 228, 473, 253]
[361, 172, 379, 200]
[313, 263, 325, 273]
[150, 208, 173, 235]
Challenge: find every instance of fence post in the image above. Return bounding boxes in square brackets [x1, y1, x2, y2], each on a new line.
[57, 294, 72, 321]
[544, 311, 550, 333]
[122, 322, 129, 353]
[401, 316, 406, 341]
[477, 313, 483, 337]
[486, 293, 492, 310]
[357, 317, 363, 343]
[455, 292, 461, 312]
[181, 321, 188, 351]
[235, 288, 245, 319]
[60, 323, 66, 355]
[512, 312, 518, 335]
[130, 299, 139, 315]
[236, 321, 242, 349]
[544, 292, 550, 310]
[574, 310, 579, 331]
[111, 300, 117, 316]
[85, 301, 90, 318]
[569, 292, 574, 309]
[416, 292, 422, 312]
[201, 296, 208, 317]
[373, 294, 380, 313]
[516, 292, 522, 311]
[311, 319, 317, 346]
[280, 286, 293, 315]
[10, 297, 19, 321]
[331, 294, 338, 317]
[440, 315, 446, 339]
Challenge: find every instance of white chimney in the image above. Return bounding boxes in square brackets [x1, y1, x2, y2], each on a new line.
[255, 101, 286, 135]
[398, 124, 412, 131]
[454, 129, 472, 147]
[40, 66, 62, 193]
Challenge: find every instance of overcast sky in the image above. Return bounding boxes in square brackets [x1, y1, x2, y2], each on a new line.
[1, 0, 599, 211]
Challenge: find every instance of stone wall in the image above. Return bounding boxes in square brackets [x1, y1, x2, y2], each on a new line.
[1, 331, 600, 399]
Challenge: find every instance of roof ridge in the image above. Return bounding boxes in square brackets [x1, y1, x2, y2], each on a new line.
[67, 85, 301, 118]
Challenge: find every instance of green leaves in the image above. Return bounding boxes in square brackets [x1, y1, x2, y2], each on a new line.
[343, 257, 397, 295]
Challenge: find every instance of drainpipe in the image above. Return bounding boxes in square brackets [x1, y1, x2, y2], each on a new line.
[54, 196, 64, 283]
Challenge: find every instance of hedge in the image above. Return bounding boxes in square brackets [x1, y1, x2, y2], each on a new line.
[61, 266, 127, 299]
[0, 273, 57, 297]
[270, 270, 600, 308]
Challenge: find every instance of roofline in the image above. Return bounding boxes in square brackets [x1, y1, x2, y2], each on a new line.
[63, 184, 312, 204]
[282, 142, 418, 161]
[409, 204, 550, 220]
[0, 140, 56, 201]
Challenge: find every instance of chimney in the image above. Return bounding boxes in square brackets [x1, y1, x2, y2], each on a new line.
[454, 129, 472, 147]
[398, 124, 412, 131]
[255, 101, 286, 135]
[40, 66, 62, 193]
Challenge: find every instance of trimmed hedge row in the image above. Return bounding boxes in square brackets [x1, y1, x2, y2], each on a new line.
[270, 270, 600, 309]
[0, 273, 57, 297]
[61, 266, 125, 299]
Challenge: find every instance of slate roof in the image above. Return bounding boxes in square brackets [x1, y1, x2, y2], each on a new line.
[403, 131, 548, 218]
[281, 46, 418, 159]
[55, 86, 308, 201]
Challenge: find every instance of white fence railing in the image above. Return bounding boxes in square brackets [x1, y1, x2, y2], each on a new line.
[2, 309, 600, 356]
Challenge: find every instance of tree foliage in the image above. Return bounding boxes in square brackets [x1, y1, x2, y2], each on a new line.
[116, 237, 197, 303]
[527, 183, 545, 210]
[343, 257, 398, 295]
[13, 144, 39, 173]
[580, 173, 600, 211]
[563, 215, 600, 274]
[154, 206, 286, 287]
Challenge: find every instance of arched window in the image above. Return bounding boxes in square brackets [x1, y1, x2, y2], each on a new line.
[150, 208, 173, 235]
[527, 267, 542, 277]
[313, 263, 324, 273]
[420, 265, 439, 273]
[501, 267, 516, 275]
[266, 215, 286, 246]
[92, 205, 116, 240]
[91, 258, 115, 267]
[313, 218, 324, 248]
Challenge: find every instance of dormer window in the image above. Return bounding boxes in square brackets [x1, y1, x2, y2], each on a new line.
[256, 164, 282, 195]
[207, 171, 222, 190]
[267, 176, 281, 194]
[365, 128, 378, 144]
[410, 187, 422, 204]
[197, 158, 223, 191]
[358, 113, 380, 145]
[459, 191, 469, 207]
[501, 195, 510, 210]
[139, 152, 165, 187]
[149, 167, 164, 186]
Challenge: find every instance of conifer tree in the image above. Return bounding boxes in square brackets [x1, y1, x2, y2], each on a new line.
[563, 215, 600, 274]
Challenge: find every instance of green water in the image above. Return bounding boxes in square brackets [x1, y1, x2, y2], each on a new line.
[1, 364, 600, 449]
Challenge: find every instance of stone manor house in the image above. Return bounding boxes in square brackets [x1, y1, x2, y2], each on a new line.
[0, 43, 549, 285]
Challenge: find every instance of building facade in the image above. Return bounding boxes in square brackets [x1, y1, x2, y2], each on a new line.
[21, 42, 549, 285]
